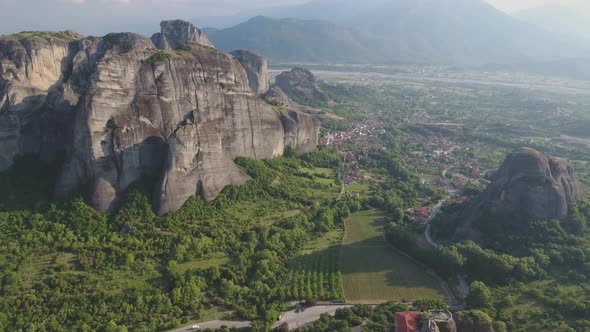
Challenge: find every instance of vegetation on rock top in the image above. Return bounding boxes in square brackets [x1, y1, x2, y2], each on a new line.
[0, 30, 81, 41]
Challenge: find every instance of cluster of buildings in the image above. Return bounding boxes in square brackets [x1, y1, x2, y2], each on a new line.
[405, 135, 457, 160]
[319, 120, 385, 151]
[320, 119, 387, 188]
[408, 206, 432, 224]
[343, 152, 365, 185]
[394, 311, 456, 332]
[447, 159, 482, 178]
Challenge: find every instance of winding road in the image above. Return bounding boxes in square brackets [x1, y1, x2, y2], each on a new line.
[424, 169, 457, 248]
[423, 168, 470, 302]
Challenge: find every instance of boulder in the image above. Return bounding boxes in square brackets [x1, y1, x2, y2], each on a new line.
[274, 67, 335, 106]
[151, 19, 213, 50]
[456, 147, 584, 240]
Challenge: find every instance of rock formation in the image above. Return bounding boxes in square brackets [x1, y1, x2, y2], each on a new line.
[263, 86, 320, 153]
[0, 31, 82, 171]
[151, 20, 213, 50]
[274, 67, 335, 106]
[456, 147, 583, 240]
[230, 50, 269, 95]
[0, 21, 321, 214]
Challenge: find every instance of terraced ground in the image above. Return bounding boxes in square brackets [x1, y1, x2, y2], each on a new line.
[341, 210, 446, 303]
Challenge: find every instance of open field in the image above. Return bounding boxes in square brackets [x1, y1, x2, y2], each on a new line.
[342, 210, 383, 246]
[174, 254, 230, 274]
[341, 210, 446, 303]
[344, 182, 371, 194]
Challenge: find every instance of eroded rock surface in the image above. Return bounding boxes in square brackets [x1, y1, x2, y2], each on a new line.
[0, 32, 81, 170]
[230, 49, 269, 95]
[456, 147, 584, 240]
[151, 20, 213, 50]
[263, 86, 320, 153]
[0, 21, 321, 214]
[275, 67, 335, 106]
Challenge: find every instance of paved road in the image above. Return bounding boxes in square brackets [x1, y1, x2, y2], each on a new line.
[337, 155, 346, 200]
[169, 320, 251, 331]
[422, 168, 470, 304]
[273, 305, 353, 330]
[170, 305, 352, 332]
[424, 169, 457, 248]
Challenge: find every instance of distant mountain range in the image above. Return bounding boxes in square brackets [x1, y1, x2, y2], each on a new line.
[203, 0, 590, 78]
[206, 17, 376, 64]
[515, 2, 590, 44]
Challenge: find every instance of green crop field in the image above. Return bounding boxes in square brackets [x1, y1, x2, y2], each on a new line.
[344, 182, 371, 194]
[285, 228, 345, 301]
[341, 210, 446, 303]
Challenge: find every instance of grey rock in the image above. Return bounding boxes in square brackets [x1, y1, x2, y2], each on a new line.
[275, 67, 335, 106]
[0, 33, 81, 169]
[230, 49, 269, 95]
[151, 20, 213, 50]
[0, 21, 321, 214]
[263, 86, 320, 153]
[456, 147, 584, 241]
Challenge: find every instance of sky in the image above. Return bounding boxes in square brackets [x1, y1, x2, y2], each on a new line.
[0, 0, 584, 35]
[486, 0, 581, 12]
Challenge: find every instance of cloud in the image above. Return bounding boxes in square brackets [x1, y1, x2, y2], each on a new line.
[68, 0, 86, 4]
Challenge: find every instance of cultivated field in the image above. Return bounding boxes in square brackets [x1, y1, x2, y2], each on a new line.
[286, 229, 345, 301]
[341, 210, 446, 303]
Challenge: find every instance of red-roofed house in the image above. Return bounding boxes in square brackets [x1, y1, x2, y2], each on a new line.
[395, 311, 422, 332]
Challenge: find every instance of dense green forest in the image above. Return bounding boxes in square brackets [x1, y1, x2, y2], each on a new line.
[0, 149, 361, 331]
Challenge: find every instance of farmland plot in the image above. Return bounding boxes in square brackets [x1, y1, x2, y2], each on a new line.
[341, 210, 446, 303]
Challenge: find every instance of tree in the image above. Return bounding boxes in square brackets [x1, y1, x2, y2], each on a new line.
[466, 281, 492, 309]
[412, 299, 449, 311]
[274, 322, 289, 332]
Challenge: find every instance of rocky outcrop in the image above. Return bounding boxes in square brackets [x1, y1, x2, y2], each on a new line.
[230, 50, 269, 95]
[264, 86, 320, 153]
[151, 20, 213, 50]
[274, 67, 334, 106]
[454, 311, 494, 332]
[456, 148, 584, 240]
[0, 32, 82, 170]
[0, 21, 321, 214]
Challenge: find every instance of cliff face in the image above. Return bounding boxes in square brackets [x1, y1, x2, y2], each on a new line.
[230, 49, 269, 95]
[0, 32, 82, 170]
[0, 21, 321, 214]
[456, 147, 584, 240]
[263, 86, 320, 153]
[151, 20, 213, 50]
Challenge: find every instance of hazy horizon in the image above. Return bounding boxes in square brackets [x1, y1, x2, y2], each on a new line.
[0, 0, 585, 36]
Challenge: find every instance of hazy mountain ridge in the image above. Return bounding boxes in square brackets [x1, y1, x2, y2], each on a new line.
[515, 2, 590, 44]
[205, 0, 590, 71]
[207, 16, 379, 63]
